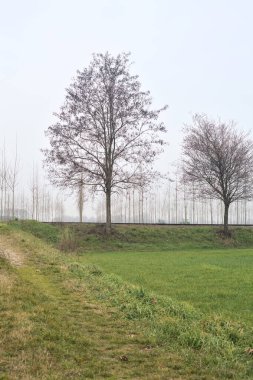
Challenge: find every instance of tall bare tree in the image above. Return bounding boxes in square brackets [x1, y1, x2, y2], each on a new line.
[77, 174, 85, 222]
[43, 52, 167, 233]
[0, 148, 7, 219]
[30, 164, 39, 220]
[6, 142, 19, 220]
[182, 114, 253, 234]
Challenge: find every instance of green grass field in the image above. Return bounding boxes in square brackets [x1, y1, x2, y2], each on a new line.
[77, 248, 253, 325]
[0, 221, 252, 379]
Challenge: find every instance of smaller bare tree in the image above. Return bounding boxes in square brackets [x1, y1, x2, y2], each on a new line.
[182, 114, 253, 235]
[6, 144, 19, 220]
[77, 174, 86, 223]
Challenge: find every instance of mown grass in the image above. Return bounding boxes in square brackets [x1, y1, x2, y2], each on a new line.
[1, 221, 253, 379]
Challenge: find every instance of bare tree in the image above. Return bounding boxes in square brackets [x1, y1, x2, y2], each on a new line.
[54, 194, 64, 222]
[6, 142, 19, 220]
[77, 174, 85, 222]
[43, 52, 167, 234]
[0, 148, 7, 219]
[30, 164, 40, 220]
[182, 114, 253, 234]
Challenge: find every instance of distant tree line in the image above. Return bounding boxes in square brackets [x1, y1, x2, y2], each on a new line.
[99, 181, 252, 226]
[0, 147, 64, 222]
[1, 143, 253, 231]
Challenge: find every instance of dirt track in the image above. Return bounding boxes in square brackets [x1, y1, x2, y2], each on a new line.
[0, 237, 23, 267]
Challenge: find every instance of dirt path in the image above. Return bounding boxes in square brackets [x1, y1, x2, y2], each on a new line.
[0, 237, 24, 267]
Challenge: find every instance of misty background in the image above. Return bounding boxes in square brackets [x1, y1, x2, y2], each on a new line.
[1, 0, 253, 220]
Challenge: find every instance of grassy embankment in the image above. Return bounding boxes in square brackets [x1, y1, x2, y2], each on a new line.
[12, 221, 253, 323]
[0, 221, 252, 379]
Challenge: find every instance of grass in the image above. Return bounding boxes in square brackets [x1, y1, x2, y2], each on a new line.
[10, 219, 253, 251]
[0, 221, 253, 379]
[77, 248, 253, 325]
[9, 221, 253, 323]
[0, 229, 174, 379]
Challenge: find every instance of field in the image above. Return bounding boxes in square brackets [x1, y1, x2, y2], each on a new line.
[0, 221, 252, 379]
[78, 248, 253, 324]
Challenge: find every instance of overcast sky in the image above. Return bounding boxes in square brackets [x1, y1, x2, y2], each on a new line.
[1, 0, 253, 213]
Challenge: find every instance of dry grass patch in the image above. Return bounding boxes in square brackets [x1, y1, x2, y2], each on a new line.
[0, 234, 24, 267]
[0, 273, 13, 294]
[9, 312, 33, 342]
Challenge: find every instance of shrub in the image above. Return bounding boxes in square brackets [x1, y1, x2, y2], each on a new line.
[58, 227, 77, 252]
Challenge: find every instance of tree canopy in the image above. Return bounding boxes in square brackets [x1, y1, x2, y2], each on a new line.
[182, 114, 253, 234]
[43, 52, 167, 233]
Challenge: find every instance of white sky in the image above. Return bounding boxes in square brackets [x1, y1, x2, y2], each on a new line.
[1, 0, 253, 215]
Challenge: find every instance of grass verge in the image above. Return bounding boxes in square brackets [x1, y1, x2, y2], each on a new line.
[9, 220, 253, 252]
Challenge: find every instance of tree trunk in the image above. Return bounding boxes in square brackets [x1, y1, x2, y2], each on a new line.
[105, 189, 112, 234]
[78, 185, 83, 223]
[12, 189, 15, 220]
[224, 203, 229, 235]
[79, 202, 83, 223]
